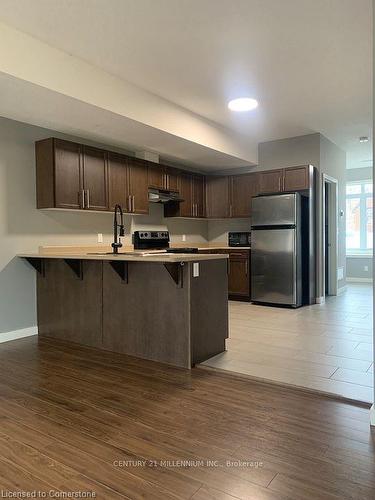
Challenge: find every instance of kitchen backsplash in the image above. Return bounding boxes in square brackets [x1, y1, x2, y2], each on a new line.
[92, 204, 251, 247]
[207, 218, 251, 245]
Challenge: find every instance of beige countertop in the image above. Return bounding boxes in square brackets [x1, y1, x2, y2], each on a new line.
[198, 246, 250, 250]
[18, 252, 228, 263]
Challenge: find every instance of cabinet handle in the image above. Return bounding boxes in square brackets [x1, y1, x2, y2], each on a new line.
[132, 195, 135, 212]
[128, 195, 131, 212]
[80, 190, 85, 209]
[86, 189, 90, 209]
[166, 174, 169, 190]
[245, 260, 248, 276]
[278, 177, 281, 192]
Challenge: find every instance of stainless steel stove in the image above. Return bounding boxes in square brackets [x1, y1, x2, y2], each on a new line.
[133, 231, 198, 253]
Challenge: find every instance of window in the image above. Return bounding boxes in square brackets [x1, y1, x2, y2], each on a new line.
[346, 180, 373, 255]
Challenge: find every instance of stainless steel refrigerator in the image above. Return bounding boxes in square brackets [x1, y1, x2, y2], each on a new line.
[251, 193, 304, 307]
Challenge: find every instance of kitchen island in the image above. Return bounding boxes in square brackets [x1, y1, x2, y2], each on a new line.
[19, 251, 228, 368]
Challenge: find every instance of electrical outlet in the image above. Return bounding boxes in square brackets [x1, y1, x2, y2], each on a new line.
[97, 233, 103, 243]
[364, 265, 369, 272]
[193, 262, 199, 277]
[182, 234, 186, 242]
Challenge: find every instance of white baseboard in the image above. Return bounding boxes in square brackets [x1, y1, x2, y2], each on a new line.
[0, 326, 37, 343]
[346, 277, 373, 283]
[315, 296, 325, 304]
[371, 405, 375, 427]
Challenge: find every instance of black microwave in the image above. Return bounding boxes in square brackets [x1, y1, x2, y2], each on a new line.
[228, 232, 251, 247]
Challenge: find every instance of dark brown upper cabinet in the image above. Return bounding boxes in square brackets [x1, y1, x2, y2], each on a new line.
[107, 152, 129, 211]
[36, 138, 83, 210]
[36, 138, 313, 219]
[108, 153, 148, 214]
[36, 138, 109, 211]
[283, 165, 310, 191]
[148, 163, 180, 192]
[231, 173, 259, 218]
[259, 166, 310, 194]
[193, 175, 205, 217]
[128, 158, 149, 214]
[176, 172, 194, 217]
[205, 173, 258, 219]
[258, 169, 283, 194]
[82, 146, 108, 211]
[165, 167, 179, 192]
[206, 176, 231, 218]
[164, 172, 205, 218]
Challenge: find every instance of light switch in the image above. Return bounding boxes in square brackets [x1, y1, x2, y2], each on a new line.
[193, 262, 199, 277]
[97, 233, 103, 243]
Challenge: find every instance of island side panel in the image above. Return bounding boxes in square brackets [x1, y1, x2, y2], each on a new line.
[36, 259, 103, 348]
[190, 259, 228, 364]
[102, 261, 191, 368]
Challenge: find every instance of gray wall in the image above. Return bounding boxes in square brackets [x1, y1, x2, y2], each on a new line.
[257, 133, 321, 171]
[346, 166, 372, 182]
[0, 117, 208, 336]
[257, 133, 346, 298]
[319, 135, 347, 292]
[346, 257, 373, 281]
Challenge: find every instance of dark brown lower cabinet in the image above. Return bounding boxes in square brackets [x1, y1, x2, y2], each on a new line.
[198, 249, 251, 301]
[228, 250, 251, 300]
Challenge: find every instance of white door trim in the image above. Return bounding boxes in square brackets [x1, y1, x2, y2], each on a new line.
[322, 174, 339, 296]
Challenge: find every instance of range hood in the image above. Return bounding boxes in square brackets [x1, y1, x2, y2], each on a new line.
[148, 188, 184, 204]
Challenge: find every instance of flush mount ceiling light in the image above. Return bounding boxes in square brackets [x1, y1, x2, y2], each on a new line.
[228, 97, 258, 112]
[359, 136, 369, 143]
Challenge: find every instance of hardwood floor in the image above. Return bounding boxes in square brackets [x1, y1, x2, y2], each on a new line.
[202, 284, 374, 404]
[0, 336, 374, 499]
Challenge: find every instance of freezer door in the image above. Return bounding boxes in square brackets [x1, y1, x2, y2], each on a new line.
[251, 228, 297, 305]
[252, 194, 297, 226]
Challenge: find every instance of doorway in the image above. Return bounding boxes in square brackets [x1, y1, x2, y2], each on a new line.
[322, 174, 338, 297]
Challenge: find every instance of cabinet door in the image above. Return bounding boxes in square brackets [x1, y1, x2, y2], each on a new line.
[82, 146, 108, 211]
[193, 175, 205, 217]
[178, 173, 194, 217]
[166, 167, 179, 192]
[128, 158, 149, 214]
[283, 166, 309, 191]
[258, 169, 283, 194]
[228, 256, 250, 296]
[206, 176, 230, 218]
[231, 173, 259, 217]
[107, 153, 130, 212]
[148, 164, 165, 190]
[54, 139, 82, 209]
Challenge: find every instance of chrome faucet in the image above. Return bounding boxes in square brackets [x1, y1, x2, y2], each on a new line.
[111, 204, 125, 254]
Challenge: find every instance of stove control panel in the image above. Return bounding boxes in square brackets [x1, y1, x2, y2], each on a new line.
[136, 231, 169, 240]
[133, 230, 170, 249]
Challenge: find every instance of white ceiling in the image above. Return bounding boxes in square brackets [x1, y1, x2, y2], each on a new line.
[0, 0, 372, 169]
